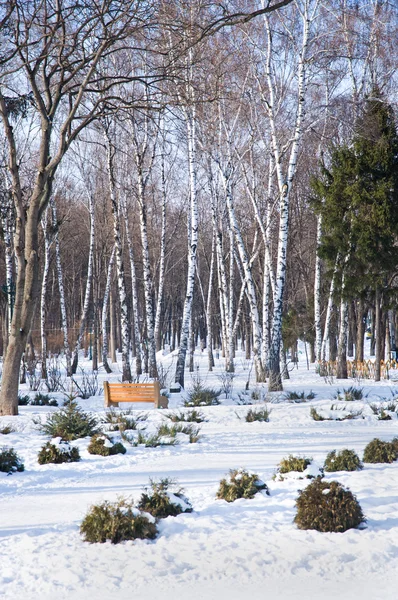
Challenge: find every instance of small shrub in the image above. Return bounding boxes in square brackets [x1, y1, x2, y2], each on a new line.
[87, 434, 126, 456]
[378, 409, 392, 421]
[156, 422, 201, 444]
[217, 372, 236, 398]
[130, 431, 176, 448]
[137, 478, 193, 518]
[310, 407, 325, 421]
[0, 425, 15, 435]
[102, 408, 147, 432]
[30, 393, 58, 407]
[235, 392, 253, 405]
[40, 400, 99, 441]
[216, 468, 269, 502]
[164, 409, 207, 423]
[294, 478, 365, 533]
[184, 381, 221, 407]
[18, 394, 30, 406]
[244, 407, 271, 422]
[0, 447, 24, 473]
[71, 368, 101, 399]
[43, 358, 66, 393]
[324, 449, 363, 472]
[278, 455, 312, 474]
[38, 439, 80, 464]
[363, 438, 397, 464]
[80, 498, 158, 544]
[334, 386, 366, 402]
[284, 390, 316, 402]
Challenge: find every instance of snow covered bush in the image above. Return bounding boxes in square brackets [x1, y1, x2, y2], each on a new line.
[38, 439, 80, 464]
[156, 422, 201, 444]
[283, 390, 316, 402]
[87, 434, 126, 456]
[324, 449, 363, 472]
[0, 447, 24, 474]
[294, 478, 365, 533]
[216, 468, 269, 502]
[244, 406, 271, 422]
[80, 498, 158, 544]
[0, 425, 15, 435]
[184, 380, 221, 407]
[30, 393, 58, 406]
[363, 438, 398, 464]
[278, 455, 312, 474]
[102, 408, 147, 432]
[137, 478, 193, 518]
[164, 409, 207, 423]
[334, 386, 366, 401]
[310, 407, 325, 421]
[18, 393, 30, 406]
[40, 400, 98, 441]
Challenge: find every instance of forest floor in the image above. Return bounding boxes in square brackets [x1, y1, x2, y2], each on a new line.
[1, 344, 398, 600]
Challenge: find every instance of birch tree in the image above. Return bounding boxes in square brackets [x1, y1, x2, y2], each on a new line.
[0, 0, 154, 414]
[252, 0, 319, 390]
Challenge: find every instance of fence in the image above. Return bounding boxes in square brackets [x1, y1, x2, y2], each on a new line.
[318, 359, 398, 380]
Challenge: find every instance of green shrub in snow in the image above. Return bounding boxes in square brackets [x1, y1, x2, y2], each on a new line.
[363, 438, 397, 464]
[244, 406, 271, 422]
[38, 439, 80, 464]
[18, 394, 30, 406]
[216, 468, 269, 502]
[164, 409, 207, 423]
[294, 478, 365, 533]
[278, 455, 312, 474]
[183, 381, 221, 407]
[87, 434, 126, 456]
[40, 400, 98, 440]
[137, 478, 193, 519]
[323, 449, 363, 472]
[80, 498, 158, 544]
[102, 408, 147, 432]
[0, 446, 24, 473]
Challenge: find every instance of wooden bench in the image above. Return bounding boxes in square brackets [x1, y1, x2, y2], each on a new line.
[104, 381, 169, 409]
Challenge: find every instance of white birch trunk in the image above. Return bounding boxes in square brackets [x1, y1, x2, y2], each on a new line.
[226, 228, 235, 372]
[154, 121, 167, 353]
[130, 111, 158, 379]
[222, 172, 264, 382]
[175, 106, 198, 388]
[40, 208, 51, 379]
[51, 197, 71, 376]
[71, 189, 95, 374]
[102, 245, 116, 373]
[314, 215, 323, 362]
[206, 231, 216, 371]
[104, 128, 131, 382]
[120, 194, 142, 376]
[263, 2, 312, 391]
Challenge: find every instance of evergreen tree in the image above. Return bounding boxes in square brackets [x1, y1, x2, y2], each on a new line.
[311, 89, 398, 378]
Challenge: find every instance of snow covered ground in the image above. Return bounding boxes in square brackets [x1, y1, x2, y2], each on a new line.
[1, 346, 398, 600]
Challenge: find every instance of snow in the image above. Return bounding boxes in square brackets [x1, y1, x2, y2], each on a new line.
[1, 345, 398, 599]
